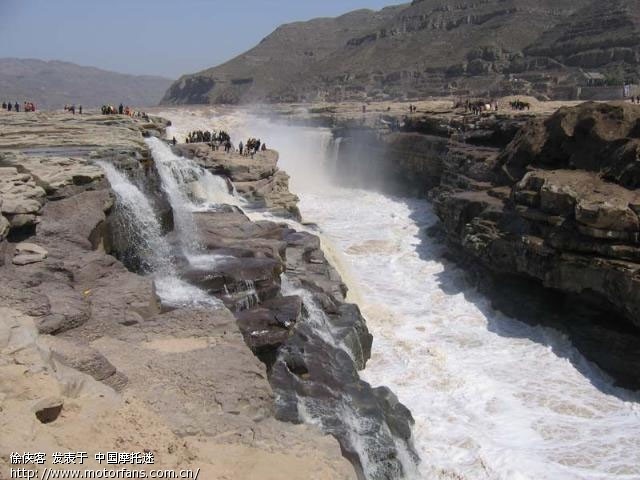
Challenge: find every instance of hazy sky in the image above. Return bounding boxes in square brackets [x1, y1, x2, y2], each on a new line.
[0, 0, 399, 79]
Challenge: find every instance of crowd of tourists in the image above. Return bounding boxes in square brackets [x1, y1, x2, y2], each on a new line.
[510, 99, 531, 111]
[461, 99, 500, 115]
[184, 129, 234, 151]
[238, 138, 266, 157]
[101, 103, 149, 119]
[178, 129, 268, 156]
[185, 129, 231, 145]
[2, 101, 36, 112]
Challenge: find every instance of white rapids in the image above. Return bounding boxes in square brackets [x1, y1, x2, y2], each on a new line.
[156, 107, 640, 480]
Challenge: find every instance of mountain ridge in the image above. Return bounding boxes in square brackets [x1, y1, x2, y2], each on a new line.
[0, 58, 173, 109]
[162, 0, 640, 104]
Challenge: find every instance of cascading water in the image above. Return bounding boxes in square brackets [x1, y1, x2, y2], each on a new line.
[147, 137, 242, 210]
[98, 161, 173, 275]
[98, 160, 220, 310]
[145, 138, 202, 254]
[275, 275, 418, 479]
[145, 137, 243, 253]
[144, 137, 259, 306]
[157, 108, 640, 480]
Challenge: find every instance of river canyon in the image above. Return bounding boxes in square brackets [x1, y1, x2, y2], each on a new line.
[1, 106, 639, 480]
[156, 107, 640, 480]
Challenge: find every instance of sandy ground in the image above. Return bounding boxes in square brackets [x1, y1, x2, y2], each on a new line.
[151, 96, 586, 124]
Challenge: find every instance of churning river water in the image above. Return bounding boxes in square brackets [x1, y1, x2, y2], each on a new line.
[157, 108, 640, 480]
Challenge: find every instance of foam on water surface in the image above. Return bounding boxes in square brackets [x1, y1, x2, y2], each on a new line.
[159, 107, 640, 480]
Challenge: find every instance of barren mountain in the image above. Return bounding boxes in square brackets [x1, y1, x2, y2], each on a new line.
[0, 58, 173, 110]
[525, 0, 640, 73]
[162, 0, 640, 104]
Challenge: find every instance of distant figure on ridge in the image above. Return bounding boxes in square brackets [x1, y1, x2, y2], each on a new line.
[239, 141, 244, 155]
[118, 103, 124, 115]
[14, 102, 20, 112]
[7, 102, 12, 111]
[1, 102, 6, 110]
[172, 137, 177, 146]
[79, 105, 83, 115]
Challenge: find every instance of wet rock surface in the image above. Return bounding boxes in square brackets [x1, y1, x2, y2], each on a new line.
[174, 202, 416, 478]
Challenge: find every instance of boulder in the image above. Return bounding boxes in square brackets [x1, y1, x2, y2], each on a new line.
[35, 282, 90, 335]
[12, 242, 48, 265]
[498, 102, 640, 187]
[13, 253, 47, 266]
[177, 144, 301, 219]
[235, 296, 302, 356]
[0, 167, 47, 232]
[41, 335, 118, 382]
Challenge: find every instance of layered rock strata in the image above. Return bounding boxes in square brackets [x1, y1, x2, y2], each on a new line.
[333, 101, 640, 390]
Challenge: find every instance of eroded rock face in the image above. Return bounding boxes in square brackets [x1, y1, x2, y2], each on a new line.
[332, 101, 640, 389]
[426, 102, 640, 388]
[498, 102, 640, 187]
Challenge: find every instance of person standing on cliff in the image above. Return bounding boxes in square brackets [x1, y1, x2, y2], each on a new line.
[239, 141, 244, 155]
[172, 137, 177, 146]
[1, 102, 6, 110]
[14, 102, 20, 112]
[79, 105, 83, 115]
[118, 103, 124, 115]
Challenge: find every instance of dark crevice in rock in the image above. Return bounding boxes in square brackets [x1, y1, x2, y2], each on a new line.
[7, 223, 37, 242]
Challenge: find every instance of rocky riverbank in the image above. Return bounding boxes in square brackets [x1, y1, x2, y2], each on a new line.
[0, 111, 369, 479]
[330, 101, 640, 390]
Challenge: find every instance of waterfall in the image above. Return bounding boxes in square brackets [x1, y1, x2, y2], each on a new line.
[145, 137, 254, 305]
[145, 138, 202, 254]
[146, 137, 243, 215]
[98, 160, 221, 310]
[98, 161, 174, 276]
[326, 137, 343, 178]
